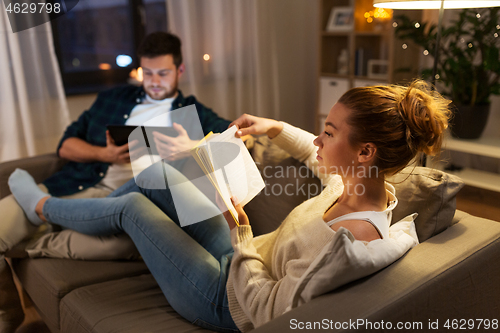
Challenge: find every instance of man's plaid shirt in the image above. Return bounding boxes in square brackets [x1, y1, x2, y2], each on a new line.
[43, 85, 230, 197]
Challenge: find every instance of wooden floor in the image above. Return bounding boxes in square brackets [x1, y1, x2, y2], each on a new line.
[15, 305, 50, 333]
[456, 186, 500, 222]
[12, 185, 500, 332]
[12, 269, 51, 333]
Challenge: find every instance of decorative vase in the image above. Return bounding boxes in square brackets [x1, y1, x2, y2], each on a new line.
[450, 104, 491, 139]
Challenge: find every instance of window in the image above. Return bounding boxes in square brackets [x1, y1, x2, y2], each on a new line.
[51, 0, 168, 94]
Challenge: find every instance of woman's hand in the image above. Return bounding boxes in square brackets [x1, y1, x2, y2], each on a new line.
[216, 194, 249, 230]
[229, 114, 283, 139]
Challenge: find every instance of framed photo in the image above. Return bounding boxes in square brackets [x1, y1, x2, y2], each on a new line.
[367, 59, 389, 79]
[326, 7, 354, 32]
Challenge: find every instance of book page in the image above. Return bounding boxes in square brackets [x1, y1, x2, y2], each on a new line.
[208, 126, 265, 208]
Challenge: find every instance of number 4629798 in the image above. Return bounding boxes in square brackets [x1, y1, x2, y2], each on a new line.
[5, 2, 61, 14]
[444, 319, 498, 330]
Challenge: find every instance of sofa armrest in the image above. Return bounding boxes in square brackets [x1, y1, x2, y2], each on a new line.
[253, 211, 500, 332]
[0, 153, 67, 199]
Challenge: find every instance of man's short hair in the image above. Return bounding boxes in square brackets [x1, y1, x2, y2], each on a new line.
[137, 32, 183, 68]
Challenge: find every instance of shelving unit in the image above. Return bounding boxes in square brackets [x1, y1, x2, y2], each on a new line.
[316, 0, 422, 133]
[439, 136, 500, 192]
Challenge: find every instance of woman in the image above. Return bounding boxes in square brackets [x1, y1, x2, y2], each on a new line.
[9, 80, 450, 332]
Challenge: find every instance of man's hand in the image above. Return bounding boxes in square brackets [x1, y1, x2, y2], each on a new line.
[153, 122, 197, 161]
[99, 131, 133, 164]
[59, 133, 138, 164]
[229, 114, 283, 139]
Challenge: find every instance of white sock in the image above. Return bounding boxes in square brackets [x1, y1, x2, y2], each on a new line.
[8, 169, 49, 226]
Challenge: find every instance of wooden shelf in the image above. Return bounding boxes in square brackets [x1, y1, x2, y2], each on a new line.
[439, 135, 500, 192]
[316, 0, 422, 133]
[354, 31, 389, 36]
[444, 136, 500, 159]
[322, 31, 350, 36]
[447, 168, 500, 192]
[320, 73, 351, 78]
[353, 75, 388, 81]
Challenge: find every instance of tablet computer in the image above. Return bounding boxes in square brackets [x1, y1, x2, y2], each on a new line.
[107, 125, 178, 147]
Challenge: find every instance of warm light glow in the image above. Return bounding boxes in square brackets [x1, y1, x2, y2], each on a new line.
[129, 67, 143, 82]
[203, 54, 210, 61]
[137, 67, 143, 81]
[374, 7, 392, 18]
[373, 0, 500, 9]
[99, 63, 111, 70]
[364, 8, 392, 23]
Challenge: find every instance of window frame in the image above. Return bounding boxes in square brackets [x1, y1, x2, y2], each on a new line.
[50, 0, 148, 95]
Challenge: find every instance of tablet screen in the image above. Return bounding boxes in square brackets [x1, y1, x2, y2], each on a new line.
[107, 125, 178, 147]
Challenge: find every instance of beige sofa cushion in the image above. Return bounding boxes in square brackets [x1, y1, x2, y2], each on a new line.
[388, 167, 464, 242]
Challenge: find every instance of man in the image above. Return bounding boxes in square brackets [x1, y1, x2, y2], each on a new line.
[0, 32, 230, 333]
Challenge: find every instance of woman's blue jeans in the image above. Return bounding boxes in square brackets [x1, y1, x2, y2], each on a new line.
[42, 162, 239, 332]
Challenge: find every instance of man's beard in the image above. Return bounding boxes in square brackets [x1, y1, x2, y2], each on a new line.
[145, 81, 178, 100]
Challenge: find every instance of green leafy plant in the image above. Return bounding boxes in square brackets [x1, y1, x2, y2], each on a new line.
[395, 7, 500, 106]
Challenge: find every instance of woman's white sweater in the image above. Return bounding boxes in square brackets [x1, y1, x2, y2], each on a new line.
[226, 122, 345, 332]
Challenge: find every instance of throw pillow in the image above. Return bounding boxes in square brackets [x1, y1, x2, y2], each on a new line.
[388, 167, 464, 242]
[286, 214, 419, 311]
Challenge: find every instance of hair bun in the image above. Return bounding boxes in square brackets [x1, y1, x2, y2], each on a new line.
[397, 80, 451, 157]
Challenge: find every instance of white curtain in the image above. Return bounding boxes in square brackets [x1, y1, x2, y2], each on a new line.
[167, 0, 319, 133]
[0, 9, 70, 162]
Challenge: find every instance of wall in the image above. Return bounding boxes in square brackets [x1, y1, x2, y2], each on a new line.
[66, 94, 98, 121]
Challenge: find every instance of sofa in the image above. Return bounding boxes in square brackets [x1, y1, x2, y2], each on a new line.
[1, 137, 500, 333]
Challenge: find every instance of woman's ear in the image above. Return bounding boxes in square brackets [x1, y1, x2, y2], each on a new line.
[358, 143, 377, 163]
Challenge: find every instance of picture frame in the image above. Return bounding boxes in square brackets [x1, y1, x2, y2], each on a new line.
[367, 59, 389, 79]
[326, 7, 354, 32]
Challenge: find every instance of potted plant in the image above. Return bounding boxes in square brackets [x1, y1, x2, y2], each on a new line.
[394, 7, 500, 139]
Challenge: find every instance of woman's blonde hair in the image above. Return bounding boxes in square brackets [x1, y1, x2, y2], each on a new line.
[338, 80, 451, 176]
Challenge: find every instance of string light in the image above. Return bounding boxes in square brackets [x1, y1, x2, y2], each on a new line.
[468, 43, 473, 48]
[423, 50, 429, 55]
[476, 13, 481, 18]
[402, 43, 408, 49]
[495, 33, 499, 38]
[414, 22, 420, 28]
[435, 74, 440, 80]
[203, 54, 211, 61]
[392, 22, 398, 27]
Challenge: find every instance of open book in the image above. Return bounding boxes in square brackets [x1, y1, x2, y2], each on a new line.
[191, 126, 265, 226]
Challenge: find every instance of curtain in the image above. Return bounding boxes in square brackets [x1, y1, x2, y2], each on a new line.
[0, 9, 70, 162]
[167, 0, 319, 133]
